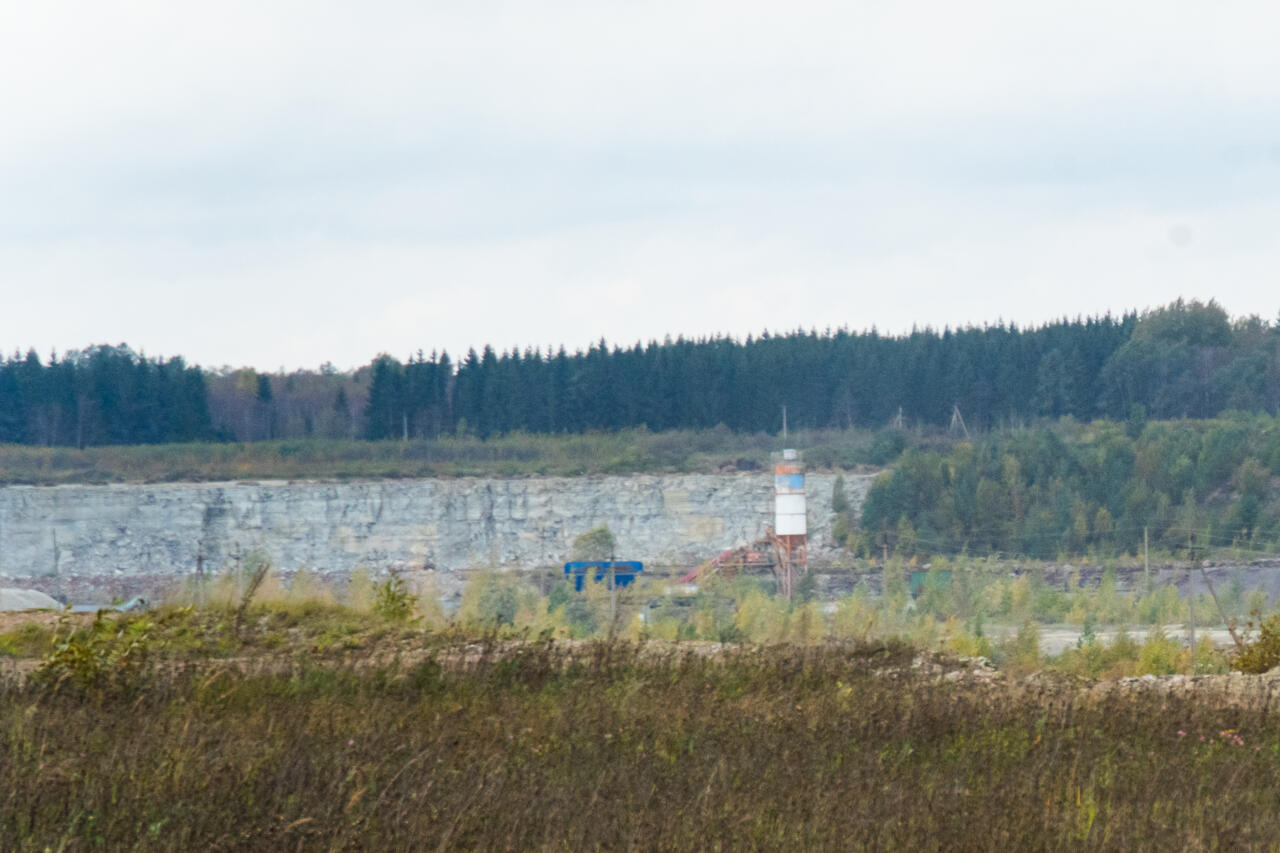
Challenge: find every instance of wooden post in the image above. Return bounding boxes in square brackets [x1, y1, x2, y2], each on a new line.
[1187, 535, 1196, 670]
[1188, 590, 1196, 669]
[1198, 563, 1245, 653]
[882, 543, 890, 599]
[1143, 527, 1150, 590]
[609, 563, 618, 636]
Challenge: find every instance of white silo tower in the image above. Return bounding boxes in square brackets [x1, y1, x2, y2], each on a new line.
[772, 448, 807, 597]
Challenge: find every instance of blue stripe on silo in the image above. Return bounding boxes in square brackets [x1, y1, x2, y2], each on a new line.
[775, 474, 806, 493]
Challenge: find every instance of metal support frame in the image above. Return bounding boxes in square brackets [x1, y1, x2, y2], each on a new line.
[768, 529, 808, 600]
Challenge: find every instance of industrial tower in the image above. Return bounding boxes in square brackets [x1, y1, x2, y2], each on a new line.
[772, 448, 807, 598]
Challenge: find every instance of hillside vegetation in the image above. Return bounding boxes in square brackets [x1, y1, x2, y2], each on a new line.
[853, 413, 1280, 560]
[0, 426, 884, 485]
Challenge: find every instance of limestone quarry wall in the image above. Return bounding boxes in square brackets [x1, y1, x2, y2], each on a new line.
[0, 472, 874, 602]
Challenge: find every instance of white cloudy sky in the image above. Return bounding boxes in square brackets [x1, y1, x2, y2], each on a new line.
[2, 1, 1279, 370]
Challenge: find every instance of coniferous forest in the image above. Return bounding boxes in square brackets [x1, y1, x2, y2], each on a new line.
[2, 300, 1278, 447]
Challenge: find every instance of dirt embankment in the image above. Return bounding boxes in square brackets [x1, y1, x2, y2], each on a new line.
[892, 651, 1280, 709]
[2, 607, 1278, 705]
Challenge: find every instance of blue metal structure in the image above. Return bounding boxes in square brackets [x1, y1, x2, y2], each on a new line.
[563, 561, 643, 592]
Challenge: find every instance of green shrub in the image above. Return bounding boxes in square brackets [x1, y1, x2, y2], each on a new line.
[373, 575, 415, 623]
[33, 612, 156, 696]
[0, 623, 55, 657]
[571, 526, 616, 561]
[1136, 627, 1182, 675]
[866, 429, 907, 465]
[458, 573, 534, 629]
[1234, 612, 1280, 673]
[1000, 620, 1041, 672]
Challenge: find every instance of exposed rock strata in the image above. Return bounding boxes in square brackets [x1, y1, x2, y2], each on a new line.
[0, 472, 872, 602]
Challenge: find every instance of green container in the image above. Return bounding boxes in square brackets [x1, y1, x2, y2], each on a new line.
[908, 569, 952, 598]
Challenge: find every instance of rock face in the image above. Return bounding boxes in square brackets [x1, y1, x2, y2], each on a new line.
[0, 472, 873, 601]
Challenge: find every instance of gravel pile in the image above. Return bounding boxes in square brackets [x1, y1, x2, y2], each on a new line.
[0, 588, 61, 611]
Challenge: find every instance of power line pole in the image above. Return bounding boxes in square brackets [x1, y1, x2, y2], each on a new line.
[608, 545, 618, 637]
[1187, 533, 1196, 664]
[608, 564, 618, 637]
[1188, 591, 1196, 662]
[1197, 555, 1245, 654]
[1144, 527, 1150, 591]
[1182, 531, 1245, 655]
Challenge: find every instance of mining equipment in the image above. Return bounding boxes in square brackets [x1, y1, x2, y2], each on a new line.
[563, 561, 643, 592]
[678, 537, 776, 585]
[676, 527, 809, 596]
[676, 448, 809, 598]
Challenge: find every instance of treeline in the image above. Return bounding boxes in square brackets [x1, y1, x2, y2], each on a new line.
[0, 346, 212, 447]
[856, 414, 1280, 560]
[2, 299, 1279, 447]
[363, 316, 1131, 439]
[362, 299, 1280, 439]
[0, 348, 366, 447]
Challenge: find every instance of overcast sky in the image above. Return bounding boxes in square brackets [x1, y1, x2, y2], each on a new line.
[2, 1, 1279, 371]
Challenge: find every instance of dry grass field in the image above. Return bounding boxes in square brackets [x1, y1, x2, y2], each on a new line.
[2, 598, 1280, 851]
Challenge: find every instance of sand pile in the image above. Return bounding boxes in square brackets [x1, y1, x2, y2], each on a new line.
[0, 588, 61, 611]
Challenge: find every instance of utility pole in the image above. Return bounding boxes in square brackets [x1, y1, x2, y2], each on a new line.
[608, 564, 618, 637]
[1143, 527, 1150, 591]
[1188, 591, 1196, 660]
[782, 405, 788, 442]
[1182, 531, 1245, 656]
[949, 404, 970, 439]
[608, 546, 618, 637]
[1187, 533, 1197, 669]
[1195, 550, 1245, 653]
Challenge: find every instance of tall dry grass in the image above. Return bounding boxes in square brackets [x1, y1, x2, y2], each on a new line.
[4, 641, 1280, 850]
